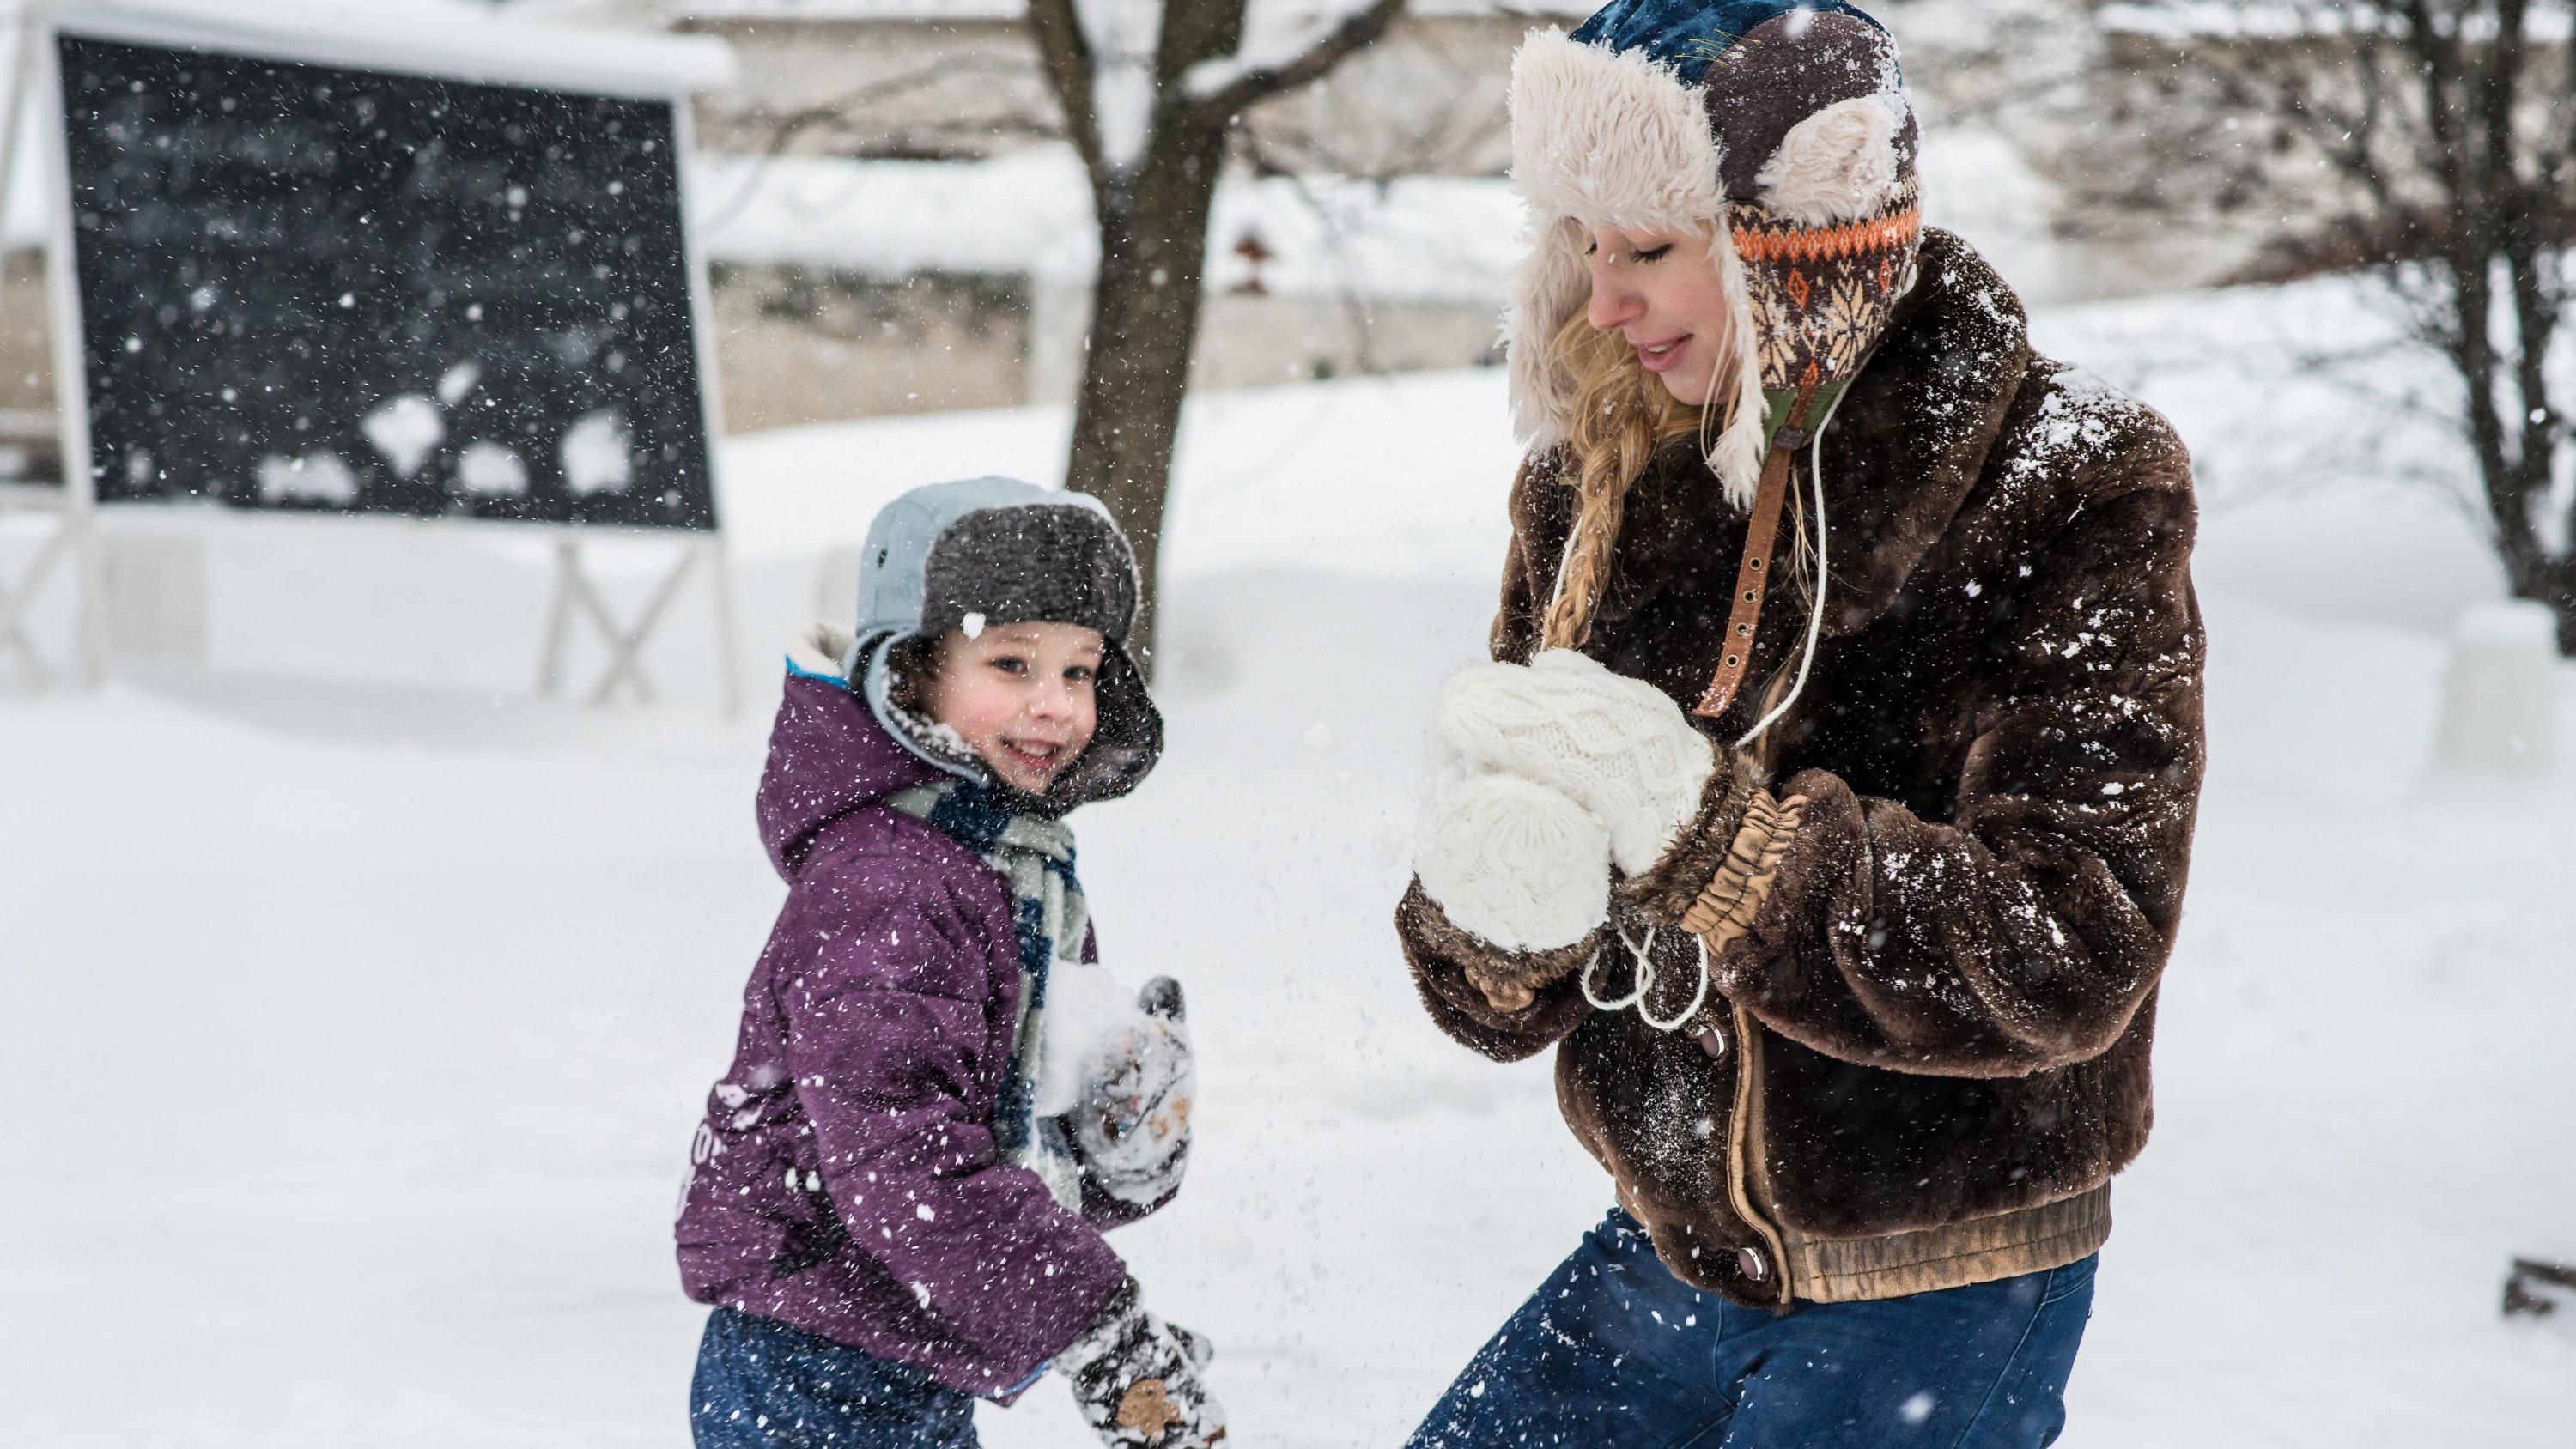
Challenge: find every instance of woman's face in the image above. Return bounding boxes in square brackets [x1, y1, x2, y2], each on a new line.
[1583, 224, 1737, 408]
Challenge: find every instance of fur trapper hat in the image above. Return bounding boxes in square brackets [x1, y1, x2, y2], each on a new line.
[847, 476, 1163, 811]
[1507, 0, 1923, 506]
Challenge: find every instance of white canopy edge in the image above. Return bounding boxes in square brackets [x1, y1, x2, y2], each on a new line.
[27, 0, 737, 99]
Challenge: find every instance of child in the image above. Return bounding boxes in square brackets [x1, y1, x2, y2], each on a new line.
[676, 476, 1222, 1449]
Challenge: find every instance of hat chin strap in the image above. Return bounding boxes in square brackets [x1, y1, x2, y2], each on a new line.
[1694, 369, 1861, 747]
[1693, 379, 1819, 722]
[1735, 406, 1840, 749]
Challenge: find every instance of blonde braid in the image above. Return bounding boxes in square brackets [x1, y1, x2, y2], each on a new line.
[1540, 312, 1710, 651]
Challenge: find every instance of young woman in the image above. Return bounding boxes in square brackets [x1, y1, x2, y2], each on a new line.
[1396, 3, 2206, 1445]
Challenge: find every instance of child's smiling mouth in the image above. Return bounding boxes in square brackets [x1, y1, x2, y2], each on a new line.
[999, 737, 1069, 775]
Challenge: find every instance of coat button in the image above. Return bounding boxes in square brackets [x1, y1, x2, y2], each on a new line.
[1695, 1022, 1728, 1059]
[1736, 1246, 1768, 1282]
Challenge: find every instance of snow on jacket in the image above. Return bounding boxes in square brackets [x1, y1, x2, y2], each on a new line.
[675, 663, 1152, 1397]
[1397, 228, 2207, 1307]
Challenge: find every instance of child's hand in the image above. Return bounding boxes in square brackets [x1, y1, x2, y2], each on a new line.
[1071, 979, 1194, 1207]
[1057, 1277, 1227, 1447]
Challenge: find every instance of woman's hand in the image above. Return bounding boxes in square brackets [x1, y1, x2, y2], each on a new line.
[1413, 648, 1796, 1016]
[1433, 650, 1718, 876]
[1416, 769, 1613, 955]
[1414, 648, 1722, 949]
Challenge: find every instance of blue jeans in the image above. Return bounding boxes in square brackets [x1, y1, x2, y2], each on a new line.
[691, 1307, 980, 1448]
[1407, 1209, 2096, 1449]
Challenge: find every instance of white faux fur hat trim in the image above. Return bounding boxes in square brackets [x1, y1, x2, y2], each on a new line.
[1504, 28, 1766, 506]
[1509, 28, 1722, 233]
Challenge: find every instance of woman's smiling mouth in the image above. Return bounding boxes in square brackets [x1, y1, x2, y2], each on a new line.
[1636, 335, 1689, 373]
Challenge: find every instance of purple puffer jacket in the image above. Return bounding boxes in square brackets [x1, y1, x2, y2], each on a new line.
[675, 669, 1129, 1396]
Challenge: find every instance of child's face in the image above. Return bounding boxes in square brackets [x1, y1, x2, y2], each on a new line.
[918, 621, 1106, 794]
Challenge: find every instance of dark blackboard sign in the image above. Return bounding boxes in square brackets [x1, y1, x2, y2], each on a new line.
[53, 30, 718, 529]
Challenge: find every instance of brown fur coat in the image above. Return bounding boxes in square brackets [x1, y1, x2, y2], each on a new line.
[1396, 228, 2206, 1303]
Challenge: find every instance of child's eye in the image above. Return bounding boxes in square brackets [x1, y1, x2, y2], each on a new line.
[1065, 665, 1095, 683]
[988, 656, 1028, 676]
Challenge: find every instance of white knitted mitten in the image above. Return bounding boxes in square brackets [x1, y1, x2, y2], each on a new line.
[1432, 650, 1717, 876]
[1415, 771, 1612, 951]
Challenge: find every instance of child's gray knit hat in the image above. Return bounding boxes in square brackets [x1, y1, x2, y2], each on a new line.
[849, 476, 1163, 809]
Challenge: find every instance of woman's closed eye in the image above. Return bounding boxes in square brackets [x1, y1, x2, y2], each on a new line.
[1583, 240, 1674, 264]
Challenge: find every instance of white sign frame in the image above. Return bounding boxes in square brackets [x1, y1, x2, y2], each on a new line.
[16, 0, 742, 709]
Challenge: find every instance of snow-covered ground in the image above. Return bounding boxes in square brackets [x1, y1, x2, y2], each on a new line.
[6, 270, 2575, 1446]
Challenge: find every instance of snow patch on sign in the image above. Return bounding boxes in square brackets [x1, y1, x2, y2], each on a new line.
[256, 451, 359, 505]
[457, 442, 529, 497]
[561, 409, 635, 496]
[361, 394, 444, 479]
[437, 361, 481, 406]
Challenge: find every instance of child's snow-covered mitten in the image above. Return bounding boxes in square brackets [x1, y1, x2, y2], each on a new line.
[1070, 977, 1194, 1206]
[1057, 1276, 1226, 1448]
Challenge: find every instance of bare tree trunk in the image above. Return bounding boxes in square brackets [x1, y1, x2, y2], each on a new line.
[1028, 0, 1407, 672]
[1064, 124, 1230, 665]
[2405, 2, 2576, 652]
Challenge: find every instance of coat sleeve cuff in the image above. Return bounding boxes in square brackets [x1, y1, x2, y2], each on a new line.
[1397, 880, 1598, 1060]
[1615, 744, 1759, 927]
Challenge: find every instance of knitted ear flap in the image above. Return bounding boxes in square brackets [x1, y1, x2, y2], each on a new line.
[1754, 92, 1910, 226]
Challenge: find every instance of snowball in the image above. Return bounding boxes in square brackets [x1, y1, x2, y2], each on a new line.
[1032, 961, 1149, 1119]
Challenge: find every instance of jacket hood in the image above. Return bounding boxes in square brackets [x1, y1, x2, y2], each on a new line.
[1506, 0, 1922, 507]
[756, 624, 952, 881]
[841, 476, 1163, 814]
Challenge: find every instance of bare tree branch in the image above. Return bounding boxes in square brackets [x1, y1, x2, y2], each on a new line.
[1026, 0, 1108, 178]
[1192, 0, 1408, 120]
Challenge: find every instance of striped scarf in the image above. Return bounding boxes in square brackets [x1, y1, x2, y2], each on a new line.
[883, 779, 1088, 1211]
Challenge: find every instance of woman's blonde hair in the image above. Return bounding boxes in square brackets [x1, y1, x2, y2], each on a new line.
[1536, 238, 1822, 770]
[1540, 303, 1736, 651]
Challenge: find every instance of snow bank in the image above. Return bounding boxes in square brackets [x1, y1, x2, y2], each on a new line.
[2433, 600, 2561, 776]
